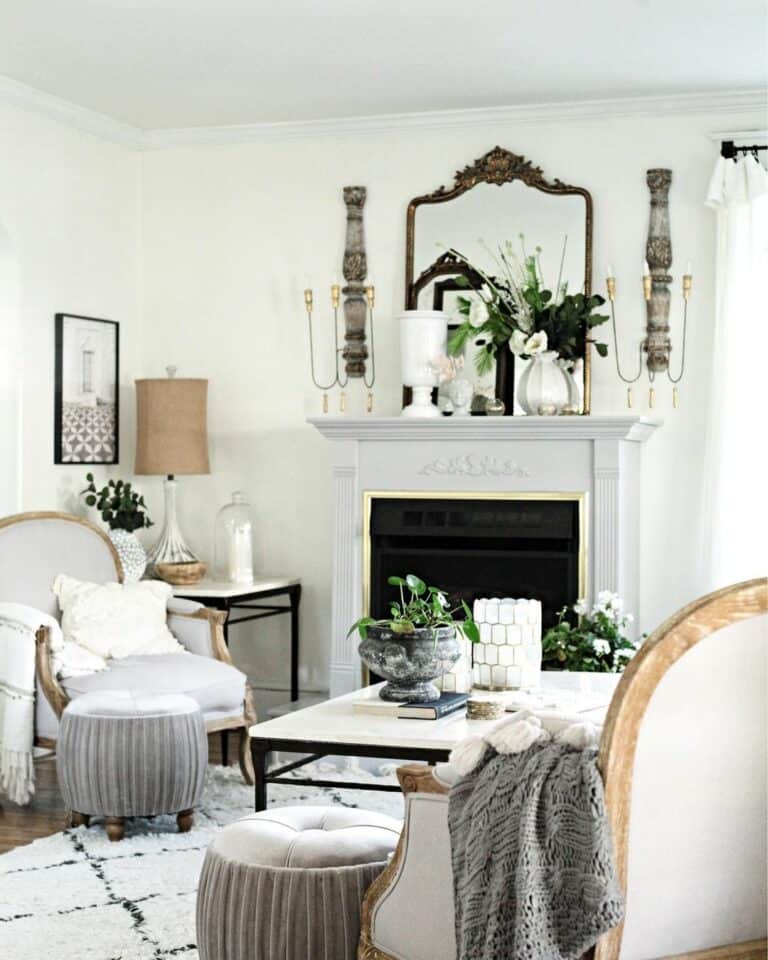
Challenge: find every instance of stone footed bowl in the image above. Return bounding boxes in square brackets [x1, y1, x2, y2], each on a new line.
[358, 624, 460, 702]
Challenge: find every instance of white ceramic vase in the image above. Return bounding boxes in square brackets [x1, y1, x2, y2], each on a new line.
[109, 529, 147, 581]
[517, 351, 571, 415]
[399, 310, 447, 418]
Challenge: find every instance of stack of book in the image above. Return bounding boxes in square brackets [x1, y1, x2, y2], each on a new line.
[353, 689, 468, 720]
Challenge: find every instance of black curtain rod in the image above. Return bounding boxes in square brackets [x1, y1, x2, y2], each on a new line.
[721, 139, 768, 159]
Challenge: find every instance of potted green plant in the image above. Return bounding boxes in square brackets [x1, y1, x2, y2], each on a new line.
[81, 474, 153, 581]
[542, 591, 641, 689]
[348, 574, 479, 702]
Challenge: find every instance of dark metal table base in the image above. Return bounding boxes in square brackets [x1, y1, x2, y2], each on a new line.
[250, 738, 450, 811]
[177, 583, 301, 766]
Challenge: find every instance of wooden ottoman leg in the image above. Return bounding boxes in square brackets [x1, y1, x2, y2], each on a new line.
[106, 817, 125, 842]
[177, 809, 194, 833]
[69, 812, 90, 828]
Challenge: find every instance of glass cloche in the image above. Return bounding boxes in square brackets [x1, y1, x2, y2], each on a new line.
[214, 491, 254, 585]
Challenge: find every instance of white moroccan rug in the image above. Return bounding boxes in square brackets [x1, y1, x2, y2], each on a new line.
[0, 761, 404, 960]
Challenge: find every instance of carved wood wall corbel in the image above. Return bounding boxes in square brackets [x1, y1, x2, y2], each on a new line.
[342, 186, 369, 377]
[645, 168, 673, 373]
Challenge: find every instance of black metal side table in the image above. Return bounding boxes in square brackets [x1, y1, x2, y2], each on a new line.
[173, 577, 301, 763]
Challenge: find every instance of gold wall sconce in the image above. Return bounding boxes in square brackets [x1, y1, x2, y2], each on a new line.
[305, 283, 376, 413]
[607, 169, 692, 409]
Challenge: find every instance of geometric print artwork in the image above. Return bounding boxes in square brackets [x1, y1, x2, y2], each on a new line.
[0, 762, 403, 960]
[61, 402, 116, 464]
[54, 313, 118, 465]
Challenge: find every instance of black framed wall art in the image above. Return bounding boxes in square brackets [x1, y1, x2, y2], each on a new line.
[54, 313, 119, 464]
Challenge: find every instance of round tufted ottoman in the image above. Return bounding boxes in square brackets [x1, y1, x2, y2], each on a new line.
[196, 806, 402, 960]
[56, 690, 207, 841]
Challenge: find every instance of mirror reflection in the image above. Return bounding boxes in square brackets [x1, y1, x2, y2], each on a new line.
[405, 148, 594, 414]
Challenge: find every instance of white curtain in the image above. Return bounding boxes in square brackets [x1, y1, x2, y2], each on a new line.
[703, 153, 768, 589]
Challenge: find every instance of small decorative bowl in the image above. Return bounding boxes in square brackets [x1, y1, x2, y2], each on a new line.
[155, 561, 207, 586]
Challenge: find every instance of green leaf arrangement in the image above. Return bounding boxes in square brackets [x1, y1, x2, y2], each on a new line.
[445, 238, 610, 371]
[81, 473, 153, 533]
[347, 573, 480, 645]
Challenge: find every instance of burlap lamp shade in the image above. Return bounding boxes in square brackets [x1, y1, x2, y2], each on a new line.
[134, 375, 210, 582]
[135, 378, 210, 476]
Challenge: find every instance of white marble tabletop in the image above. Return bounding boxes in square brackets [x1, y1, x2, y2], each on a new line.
[172, 576, 300, 599]
[248, 677, 617, 752]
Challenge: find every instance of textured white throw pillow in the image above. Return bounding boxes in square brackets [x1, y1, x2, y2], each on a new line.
[52, 574, 183, 660]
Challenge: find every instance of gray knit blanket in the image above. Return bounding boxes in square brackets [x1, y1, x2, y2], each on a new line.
[448, 740, 624, 960]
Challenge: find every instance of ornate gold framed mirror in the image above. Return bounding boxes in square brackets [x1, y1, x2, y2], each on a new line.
[405, 147, 594, 413]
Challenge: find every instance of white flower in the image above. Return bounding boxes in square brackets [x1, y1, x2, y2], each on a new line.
[468, 299, 488, 329]
[479, 284, 493, 303]
[573, 598, 588, 616]
[625, 612, 634, 624]
[435, 591, 449, 609]
[509, 329, 528, 356]
[593, 637, 611, 656]
[524, 330, 548, 355]
[593, 591, 623, 620]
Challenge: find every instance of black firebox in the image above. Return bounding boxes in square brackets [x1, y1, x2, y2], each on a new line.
[368, 496, 582, 631]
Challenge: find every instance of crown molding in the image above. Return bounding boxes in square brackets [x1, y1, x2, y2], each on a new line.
[707, 127, 768, 142]
[140, 89, 767, 149]
[0, 73, 763, 150]
[0, 75, 141, 146]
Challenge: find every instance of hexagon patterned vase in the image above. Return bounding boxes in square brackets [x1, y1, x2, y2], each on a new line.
[472, 597, 542, 690]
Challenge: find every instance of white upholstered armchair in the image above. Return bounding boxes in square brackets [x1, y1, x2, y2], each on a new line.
[0, 512, 256, 783]
[360, 579, 768, 960]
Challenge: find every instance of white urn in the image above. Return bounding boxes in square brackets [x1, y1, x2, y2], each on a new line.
[399, 310, 448, 418]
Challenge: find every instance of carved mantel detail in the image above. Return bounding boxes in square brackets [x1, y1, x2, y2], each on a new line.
[419, 455, 530, 478]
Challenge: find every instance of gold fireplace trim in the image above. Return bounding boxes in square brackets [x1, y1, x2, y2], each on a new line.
[361, 488, 588, 624]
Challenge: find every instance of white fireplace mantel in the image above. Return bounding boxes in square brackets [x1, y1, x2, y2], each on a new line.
[310, 415, 661, 697]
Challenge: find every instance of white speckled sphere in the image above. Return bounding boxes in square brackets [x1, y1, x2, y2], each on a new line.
[109, 529, 148, 581]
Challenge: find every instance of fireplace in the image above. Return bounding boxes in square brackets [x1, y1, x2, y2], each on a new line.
[310, 415, 658, 696]
[363, 491, 586, 630]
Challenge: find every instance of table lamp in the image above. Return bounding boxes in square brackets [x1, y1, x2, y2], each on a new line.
[135, 368, 210, 583]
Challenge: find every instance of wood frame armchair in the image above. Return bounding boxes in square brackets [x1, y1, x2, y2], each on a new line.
[359, 579, 768, 960]
[1, 511, 256, 784]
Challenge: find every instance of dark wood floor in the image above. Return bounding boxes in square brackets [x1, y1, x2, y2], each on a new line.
[0, 734, 227, 854]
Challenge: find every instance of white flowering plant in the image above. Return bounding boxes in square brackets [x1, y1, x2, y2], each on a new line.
[447, 237, 609, 375]
[542, 591, 641, 673]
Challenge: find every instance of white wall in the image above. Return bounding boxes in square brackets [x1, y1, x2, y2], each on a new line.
[0, 102, 140, 511]
[0, 217, 21, 515]
[139, 106, 764, 691]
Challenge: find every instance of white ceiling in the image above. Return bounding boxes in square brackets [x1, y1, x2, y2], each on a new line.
[0, 0, 765, 130]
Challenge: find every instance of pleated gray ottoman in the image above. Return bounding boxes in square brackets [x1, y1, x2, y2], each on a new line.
[57, 690, 207, 841]
[196, 806, 402, 960]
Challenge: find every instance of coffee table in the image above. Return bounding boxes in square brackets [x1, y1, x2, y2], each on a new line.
[248, 679, 614, 810]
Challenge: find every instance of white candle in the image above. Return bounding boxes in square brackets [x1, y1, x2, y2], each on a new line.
[643, 260, 651, 276]
[606, 264, 614, 279]
[685, 261, 692, 276]
[228, 527, 253, 584]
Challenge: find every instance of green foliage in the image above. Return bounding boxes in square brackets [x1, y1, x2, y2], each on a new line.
[81, 473, 153, 533]
[542, 594, 641, 673]
[445, 241, 610, 371]
[347, 573, 480, 644]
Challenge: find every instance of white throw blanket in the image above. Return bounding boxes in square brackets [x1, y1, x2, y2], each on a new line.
[0, 604, 49, 804]
[0, 602, 107, 806]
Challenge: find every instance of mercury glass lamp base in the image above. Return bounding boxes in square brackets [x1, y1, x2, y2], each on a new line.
[146, 477, 199, 573]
